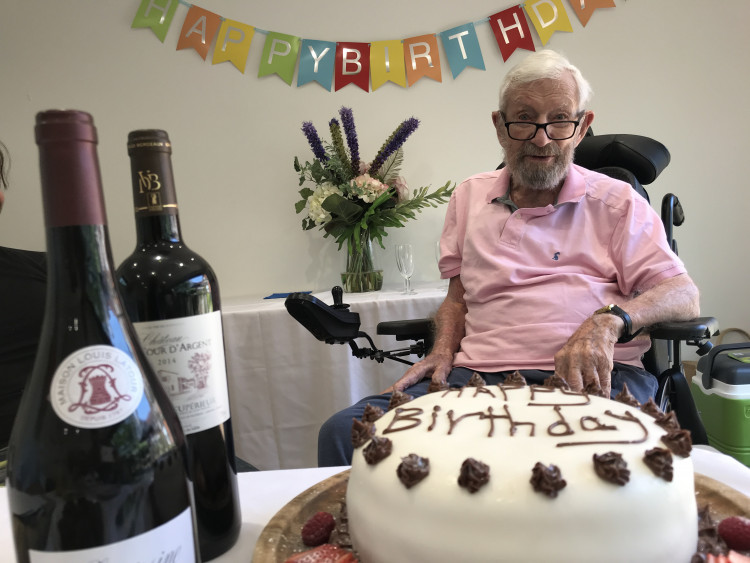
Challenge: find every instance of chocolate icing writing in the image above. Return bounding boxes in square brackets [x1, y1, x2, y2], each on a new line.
[547, 405, 574, 436]
[661, 429, 692, 457]
[643, 447, 674, 482]
[447, 410, 483, 435]
[529, 385, 591, 406]
[614, 383, 641, 408]
[383, 407, 424, 434]
[530, 462, 566, 498]
[397, 453, 430, 488]
[458, 458, 490, 493]
[593, 452, 630, 486]
[496, 383, 527, 401]
[388, 390, 414, 410]
[363, 435, 393, 465]
[351, 418, 375, 448]
[557, 410, 648, 448]
[362, 403, 385, 423]
[427, 405, 441, 431]
[473, 386, 496, 398]
[580, 416, 617, 432]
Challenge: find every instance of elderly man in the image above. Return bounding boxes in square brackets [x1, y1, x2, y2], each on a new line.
[317, 50, 700, 467]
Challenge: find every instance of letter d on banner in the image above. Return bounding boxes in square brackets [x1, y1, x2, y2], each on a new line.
[335, 42, 370, 92]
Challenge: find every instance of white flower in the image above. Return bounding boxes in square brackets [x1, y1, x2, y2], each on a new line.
[392, 176, 410, 202]
[307, 182, 343, 225]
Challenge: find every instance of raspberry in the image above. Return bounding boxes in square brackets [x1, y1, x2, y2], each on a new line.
[300, 511, 336, 547]
[718, 516, 750, 552]
[284, 543, 358, 562]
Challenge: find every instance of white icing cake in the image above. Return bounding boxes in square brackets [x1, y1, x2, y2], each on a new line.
[347, 382, 698, 563]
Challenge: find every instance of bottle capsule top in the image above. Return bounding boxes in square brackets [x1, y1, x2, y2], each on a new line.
[127, 129, 172, 155]
[35, 110, 97, 145]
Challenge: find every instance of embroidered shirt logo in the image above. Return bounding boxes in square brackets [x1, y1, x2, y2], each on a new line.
[553, 252, 561, 261]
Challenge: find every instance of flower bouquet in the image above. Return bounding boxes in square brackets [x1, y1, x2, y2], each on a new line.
[294, 107, 454, 292]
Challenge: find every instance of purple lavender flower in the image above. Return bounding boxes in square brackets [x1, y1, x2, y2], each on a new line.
[369, 117, 420, 177]
[339, 107, 360, 177]
[301, 121, 328, 162]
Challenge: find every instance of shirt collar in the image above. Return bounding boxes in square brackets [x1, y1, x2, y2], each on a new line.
[488, 164, 586, 209]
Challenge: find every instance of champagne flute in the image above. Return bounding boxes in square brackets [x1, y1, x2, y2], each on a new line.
[395, 243, 416, 295]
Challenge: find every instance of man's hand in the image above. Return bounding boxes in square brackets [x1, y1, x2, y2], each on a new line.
[385, 351, 454, 393]
[554, 314, 622, 397]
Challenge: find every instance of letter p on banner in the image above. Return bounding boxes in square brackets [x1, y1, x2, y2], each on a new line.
[259, 32, 301, 85]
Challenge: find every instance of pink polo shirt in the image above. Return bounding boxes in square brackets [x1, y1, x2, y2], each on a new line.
[439, 164, 686, 372]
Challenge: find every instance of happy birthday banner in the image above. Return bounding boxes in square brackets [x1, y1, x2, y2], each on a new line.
[131, 0, 616, 92]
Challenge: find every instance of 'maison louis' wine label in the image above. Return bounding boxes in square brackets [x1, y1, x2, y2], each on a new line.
[28, 507, 195, 562]
[132, 310, 231, 434]
[50, 345, 144, 429]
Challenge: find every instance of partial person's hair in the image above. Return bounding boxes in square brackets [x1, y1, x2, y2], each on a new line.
[498, 50, 593, 114]
[0, 141, 9, 190]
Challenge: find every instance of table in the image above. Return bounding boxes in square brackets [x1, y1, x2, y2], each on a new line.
[1, 447, 749, 562]
[221, 284, 447, 470]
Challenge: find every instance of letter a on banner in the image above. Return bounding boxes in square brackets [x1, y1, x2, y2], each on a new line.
[489, 6, 536, 62]
[524, 0, 574, 45]
[298, 39, 336, 90]
[335, 42, 370, 92]
[439, 23, 485, 80]
[176, 5, 222, 60]
[131, 0, 179, 43]
[259, 32, 301, 85]
[371, 40, 407, 91]
[403, 34, 442, 86]
[567, 0, 616, 27]
[212, 19, 255, 73]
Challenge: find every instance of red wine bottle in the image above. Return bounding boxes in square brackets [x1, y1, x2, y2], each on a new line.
[7, 110, 199, 562]
[116, 130, 240, 560]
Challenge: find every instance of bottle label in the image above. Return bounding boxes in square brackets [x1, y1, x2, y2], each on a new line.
[28, 507, 196, 562]
[50, 345, 144, 429]
[132, 311, 231, 434]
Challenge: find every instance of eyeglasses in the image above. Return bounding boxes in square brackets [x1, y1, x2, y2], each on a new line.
[503, 119, 582, 141]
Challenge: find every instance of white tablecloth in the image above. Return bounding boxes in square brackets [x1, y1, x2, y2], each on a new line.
[222, 284, 446, 470]
[1, 448, 748, 562]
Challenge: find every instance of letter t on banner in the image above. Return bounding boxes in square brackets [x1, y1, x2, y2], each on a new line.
[439, 23, 485, 80]
[259, 32, 301, 85]
[567, 0, 616, 27]
[176, 6, 222, 60]
[212, 19, 255, 73]
[298, 39, 335, 90]
[335, 42, 371, 92]
[489, 6, 536, 62]
[131, 0, 179, 43]
[524, 0, 574, 46]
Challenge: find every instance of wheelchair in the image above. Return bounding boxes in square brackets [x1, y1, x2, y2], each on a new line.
[285, 132, 719, 444]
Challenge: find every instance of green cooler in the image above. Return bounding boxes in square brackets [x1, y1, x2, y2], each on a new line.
[692, 343, 750, 466]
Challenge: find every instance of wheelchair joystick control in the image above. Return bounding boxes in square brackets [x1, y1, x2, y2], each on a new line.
[331, 286, 350, 310]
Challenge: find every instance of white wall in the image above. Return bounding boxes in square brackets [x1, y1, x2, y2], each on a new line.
[1, 0, 749, 342]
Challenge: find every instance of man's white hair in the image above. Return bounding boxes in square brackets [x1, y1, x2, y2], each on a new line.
[498, 50, 593, 113]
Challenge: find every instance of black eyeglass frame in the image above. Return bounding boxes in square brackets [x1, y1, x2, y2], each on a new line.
[502, 115, 584, 141]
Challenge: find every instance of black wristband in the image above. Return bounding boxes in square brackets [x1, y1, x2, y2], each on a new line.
[594, 304, 643, 344]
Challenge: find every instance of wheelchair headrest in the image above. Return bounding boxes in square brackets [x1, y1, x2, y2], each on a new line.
[573, 134, 670, 185]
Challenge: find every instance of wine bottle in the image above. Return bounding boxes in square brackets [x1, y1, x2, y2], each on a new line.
[116, 130, 241, 560]
[7, 110, 199, 562]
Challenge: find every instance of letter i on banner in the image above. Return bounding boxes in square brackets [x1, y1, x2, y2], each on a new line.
[488, 6, 536, 62]
[259, 32, 301, 85]
[212, 19, 255, 73]
[403, 34, 442, 86]
[335, 42, 370, 92]
[438, 23, 485, 80]
[524, 0, 574, 45]
[370, 40, 407, 91]
[176, 6, 222, 60]
[298, 39, 336, 90]
[131, 0, 179, 43]
[568, 0, 616, 27]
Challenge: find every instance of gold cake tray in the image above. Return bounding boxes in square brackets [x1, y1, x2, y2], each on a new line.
[252, 470, 750, 562]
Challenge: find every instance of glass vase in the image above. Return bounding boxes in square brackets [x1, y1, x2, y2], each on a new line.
[341, 229, 383, 292]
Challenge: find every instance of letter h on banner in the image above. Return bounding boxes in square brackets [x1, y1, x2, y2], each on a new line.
[489, 5, 536, 62]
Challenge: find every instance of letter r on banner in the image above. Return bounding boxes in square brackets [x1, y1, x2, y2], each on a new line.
[403, 34, 442, 86]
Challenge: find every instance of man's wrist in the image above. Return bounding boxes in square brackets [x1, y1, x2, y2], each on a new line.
[593, 304, 642, 343]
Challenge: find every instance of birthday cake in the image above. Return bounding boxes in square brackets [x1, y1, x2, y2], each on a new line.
[346, 374, 698, 562]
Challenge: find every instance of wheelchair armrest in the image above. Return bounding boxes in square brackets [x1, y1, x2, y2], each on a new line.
[648, 316, 719, 341]
[285, 292, 361, 344]
[377, 318, 433, 342]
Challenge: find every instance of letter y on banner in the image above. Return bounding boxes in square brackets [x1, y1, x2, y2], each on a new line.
[524, 0, 574, 45]
[132, 0, 179, 43]
[176, 6, 222, 60]
[259, 32, 301, 85]
[298, 39, 335, 90]
[335, 42, 370, 92]
[489, 6, 535, 62]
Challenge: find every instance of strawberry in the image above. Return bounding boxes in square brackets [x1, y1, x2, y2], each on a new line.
[300, 511, 336, 547]
[284, 543, 358, 563]
[718, 516, 750, 551]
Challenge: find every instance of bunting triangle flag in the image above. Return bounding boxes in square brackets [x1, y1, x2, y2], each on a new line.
[259, 32, 301, 85]
[524, 0, 574, 46]
[335, 42, 371, 92]
[403, 34, 442, 86]
[439, 23, 485, 80]
[370, 40, 407, 90]
[567, 0, 616, 27]
[176, 5, 222, 60]
[131, 0, 179, 43]
[212, 19, 255, 73]
[298, 39, 336, 90]
[488, 6, 536, 62]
